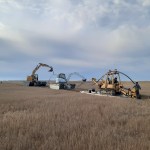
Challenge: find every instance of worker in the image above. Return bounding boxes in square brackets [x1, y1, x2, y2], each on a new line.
[133, 82, 141, 99]
[114, 77, 118, 84]
[107, 77, 112, 84]
[107, 77, 110, 84]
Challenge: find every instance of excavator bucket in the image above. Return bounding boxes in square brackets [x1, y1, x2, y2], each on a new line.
[48, 68, 53, 72]
[82, 79, 86, 82]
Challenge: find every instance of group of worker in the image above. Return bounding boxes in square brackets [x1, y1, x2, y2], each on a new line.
[107, 77, 118, 84]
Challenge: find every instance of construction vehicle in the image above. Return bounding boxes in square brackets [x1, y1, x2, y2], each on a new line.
[92, 69, 141, 99]
[49, 72, 86, 90]
[27, 63, 53, 86]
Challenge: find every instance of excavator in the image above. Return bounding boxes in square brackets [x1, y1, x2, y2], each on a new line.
[92, 69, 141, 99]
[27, 63, 53, 86]
[49, 72, 86, 90]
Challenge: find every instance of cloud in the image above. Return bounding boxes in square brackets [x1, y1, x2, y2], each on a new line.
[0, 22, 5, 30]
[0, 0, 150, 80]
[142, 0, 150, 6]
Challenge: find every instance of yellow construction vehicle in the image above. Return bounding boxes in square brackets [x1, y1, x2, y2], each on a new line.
[92, 69, 141, 99]
[27, 63, 53, 86]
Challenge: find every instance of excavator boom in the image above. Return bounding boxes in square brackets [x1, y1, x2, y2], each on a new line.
[67, 72, 86, 82]
[32, 63, 53, 75]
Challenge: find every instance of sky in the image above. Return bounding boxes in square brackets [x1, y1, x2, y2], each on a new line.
[0, 0, 150, 81]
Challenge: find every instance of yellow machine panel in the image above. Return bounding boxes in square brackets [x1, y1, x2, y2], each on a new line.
[27, 76, 33, 82]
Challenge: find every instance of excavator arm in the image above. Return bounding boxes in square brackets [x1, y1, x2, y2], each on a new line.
[32, 63, 53, 75]
[67, 72, 86, 82]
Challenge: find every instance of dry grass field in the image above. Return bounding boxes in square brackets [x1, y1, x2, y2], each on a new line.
[0, 81, 150, 150]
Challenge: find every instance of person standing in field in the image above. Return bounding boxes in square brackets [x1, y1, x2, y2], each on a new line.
[133, 82, 141, 99]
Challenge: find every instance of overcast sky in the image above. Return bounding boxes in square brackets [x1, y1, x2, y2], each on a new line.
[0, 0, 150, 81]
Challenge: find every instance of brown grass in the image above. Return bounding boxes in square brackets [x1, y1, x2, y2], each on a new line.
[0, 82, 150, 150]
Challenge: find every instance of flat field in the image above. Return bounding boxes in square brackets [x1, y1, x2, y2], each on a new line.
[0, 82, 150, 150]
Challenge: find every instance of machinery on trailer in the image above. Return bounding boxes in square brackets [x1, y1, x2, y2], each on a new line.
[91, 69, 141, 99]
[49, 72, 86, 90]
[27, 63, 53, 86]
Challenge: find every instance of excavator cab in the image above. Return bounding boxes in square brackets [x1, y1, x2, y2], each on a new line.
[27, 74, 38, 81]
[56, 73, 67, 83]
[27, 74, 39, 86]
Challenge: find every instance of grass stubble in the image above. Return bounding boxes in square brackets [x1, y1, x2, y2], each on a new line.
[0, 82, 150, 150]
